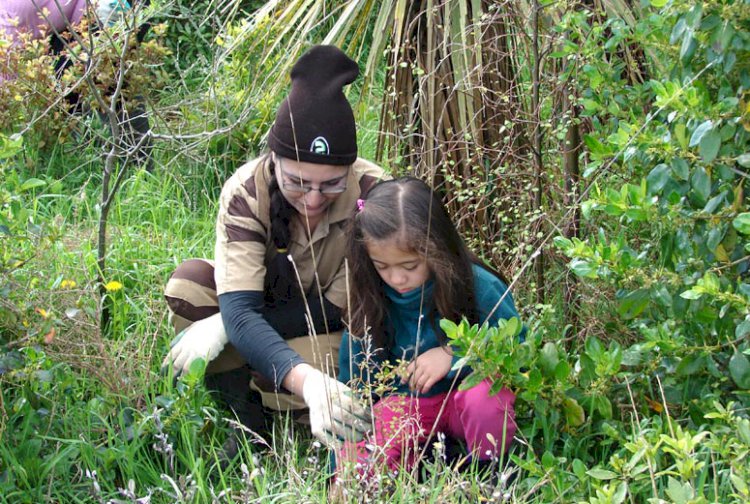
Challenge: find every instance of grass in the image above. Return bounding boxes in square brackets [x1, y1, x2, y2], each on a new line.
[3, 132, 749, 503]
[2, 134, 527, 502]
[3, 5, 750, 498]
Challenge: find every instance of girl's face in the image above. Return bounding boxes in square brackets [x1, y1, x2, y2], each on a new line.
[365, 237, 430, 294]
[274, 154, 349, 220]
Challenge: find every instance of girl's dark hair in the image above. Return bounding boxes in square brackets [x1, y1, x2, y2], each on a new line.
[346, 176, 503, 350]
[265, 154, 300, 301]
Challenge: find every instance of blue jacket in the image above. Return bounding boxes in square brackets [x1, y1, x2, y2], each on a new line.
[338, 263, 524, 398]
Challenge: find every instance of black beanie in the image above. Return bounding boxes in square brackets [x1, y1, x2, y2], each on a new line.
[268, 45, 359, 165]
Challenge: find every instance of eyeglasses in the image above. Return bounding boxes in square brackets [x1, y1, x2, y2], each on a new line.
[276, 158, 348, 195]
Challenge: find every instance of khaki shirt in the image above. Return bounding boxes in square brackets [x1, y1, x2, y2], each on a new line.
[214, 156, 385, 308]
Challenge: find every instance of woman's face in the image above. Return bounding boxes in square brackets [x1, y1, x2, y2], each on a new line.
[274, 154, 349, 220]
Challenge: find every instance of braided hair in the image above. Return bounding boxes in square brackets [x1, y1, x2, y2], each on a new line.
[264, 155, 301, 302]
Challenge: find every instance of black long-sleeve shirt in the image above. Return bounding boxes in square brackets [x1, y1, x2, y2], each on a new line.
[219, 290, 343, 389]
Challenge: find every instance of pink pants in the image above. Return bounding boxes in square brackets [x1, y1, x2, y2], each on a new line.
[342, 379, 516, 474]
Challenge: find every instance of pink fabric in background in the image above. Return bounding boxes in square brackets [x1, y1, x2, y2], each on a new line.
[1, 0, 87, 43]
[342, 379, 517, 474]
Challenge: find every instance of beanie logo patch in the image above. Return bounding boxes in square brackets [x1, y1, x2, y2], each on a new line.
[310, 137, 330, 155]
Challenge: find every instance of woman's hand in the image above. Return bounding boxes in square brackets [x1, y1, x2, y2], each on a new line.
[162, 312, 227, 377]
[297, 366, 372, 449]
[282, 364, 372, 449]
[403, 346, 453, 394]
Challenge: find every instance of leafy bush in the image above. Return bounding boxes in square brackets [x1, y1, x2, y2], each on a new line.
[556, 0, 750, 413]
[158, 0, 265, 77]
[445, 1, 750, 502]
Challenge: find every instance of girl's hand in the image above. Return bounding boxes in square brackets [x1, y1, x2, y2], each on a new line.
[403, 347, 453, 394]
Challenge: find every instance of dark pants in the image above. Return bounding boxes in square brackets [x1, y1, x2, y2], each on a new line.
[204, 365, 270, 436]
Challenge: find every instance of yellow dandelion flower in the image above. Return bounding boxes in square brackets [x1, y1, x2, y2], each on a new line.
[104, 280, 123, 292]
[35, 307, 49, 318]
[60, 279, 77, 289]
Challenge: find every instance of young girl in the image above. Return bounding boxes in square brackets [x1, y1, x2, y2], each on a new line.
[338, 177, 522, 474]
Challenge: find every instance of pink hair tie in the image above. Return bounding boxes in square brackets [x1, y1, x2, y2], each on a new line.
[356, 198, 365, 212]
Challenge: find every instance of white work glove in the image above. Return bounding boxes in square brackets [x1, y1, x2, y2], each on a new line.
[95, 0, 131, 26]
[302, 369, 372, 449]
[162, 312, 228, 377]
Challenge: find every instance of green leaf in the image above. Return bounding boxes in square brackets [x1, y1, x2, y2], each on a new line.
[612, 482, 628, 504]
[675, 123, 689, 150]
[652, 285, 673, 309]
[563, 397, 585, 427]
[572, 458, 587, 480]
[737, 153, 750, 168]
[733, 213, 750, 234]
[187, 357, 207, 378]
[554, 360, 571, 381]
[716, 21, 735, 52]
[440, 318, 459, 338]
[539, 342, 560, 377]
[646, 164, 671, 194]
[451, 356, 470, 372]
[660, 232, 675, 268]
[680, 34, 698, 65]
[527, 368, 543, 391]
[676, 353, 706, 376]
[541, 451, 556, 470]
[553, 236, 573, 253]
[719, 122, 736, 143]
[0, 133, 23, 159]
[671, 158, 690, 181]
[570, 258, 598, 278]
[617, 289, 650, 320]
[689, 120, 713, 147]
[18, 178, 46, 193]
[586, 468, 618, 480]
[680, 288, 703, 300]
[736, 318, 750, 339]
[724, 51, 737, 73]
[731, 474, 749, 497]
[666, 477, 691, 504]
[729, 350, 750, 389]
[670, 18, 686, 44]
[154, 395, 175, 409]
[487, 379, 504, 397]
[738, 418, 750, 445]
[594, 393, 613, 418]
[699, 129, 721, 162]
[691, 167, 711, 204]
[584, 134, 608, 157]
[706, 225, 725, 251]
[622, 344, 647, 366]
[703, 193, 725, 214]
[650, 0, 667, 7]
[585, 336, 604, 360]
